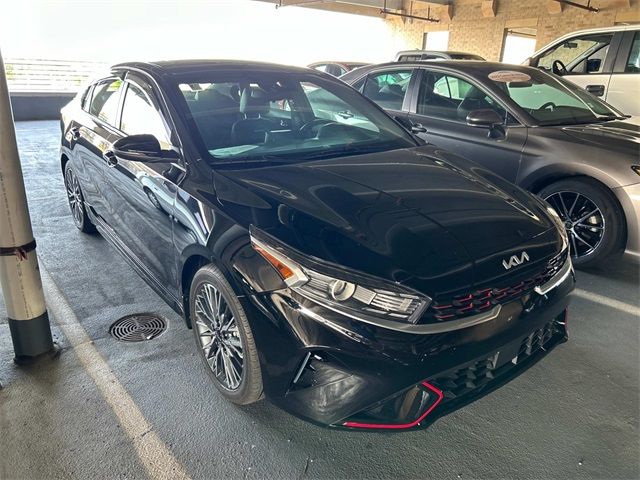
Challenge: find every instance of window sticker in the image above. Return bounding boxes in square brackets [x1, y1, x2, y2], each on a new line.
[488, 71, 532, 83]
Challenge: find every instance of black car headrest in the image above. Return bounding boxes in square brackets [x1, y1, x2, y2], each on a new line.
[195, 88, 239, 112]
[240, 87, 270, 116]
[457, 86, 492, 120]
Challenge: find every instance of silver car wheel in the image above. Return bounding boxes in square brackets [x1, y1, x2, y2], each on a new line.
[65, 167, 84, 227]
[545, 190, 605, 259]
[193, 282, 244, 390]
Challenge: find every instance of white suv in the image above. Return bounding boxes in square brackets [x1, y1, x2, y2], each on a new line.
[525, 25, 640, 116]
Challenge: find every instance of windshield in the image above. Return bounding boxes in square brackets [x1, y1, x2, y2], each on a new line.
[174, 72, 416, 163]
[486, 68, 623, 126]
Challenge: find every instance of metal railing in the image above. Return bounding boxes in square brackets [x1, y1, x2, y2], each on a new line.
[4, 58, 108, 93]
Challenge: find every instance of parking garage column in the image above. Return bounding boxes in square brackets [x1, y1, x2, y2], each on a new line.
[0, 49, 54, 361]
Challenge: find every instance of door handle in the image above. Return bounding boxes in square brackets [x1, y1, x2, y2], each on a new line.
[103, 150, 118, 167]
[70, 126, 81, 140]
[586, 84, 605, 97]
[411, 123, 427, 134]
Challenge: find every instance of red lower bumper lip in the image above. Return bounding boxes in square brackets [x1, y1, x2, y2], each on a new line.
[342, 381, 444, 430]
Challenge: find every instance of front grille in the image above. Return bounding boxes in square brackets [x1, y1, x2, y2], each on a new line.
[431, 319, 561, 401]
[425, 250, 567, 322]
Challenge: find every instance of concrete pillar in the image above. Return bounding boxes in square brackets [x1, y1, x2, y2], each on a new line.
[0, 49, 54, 362]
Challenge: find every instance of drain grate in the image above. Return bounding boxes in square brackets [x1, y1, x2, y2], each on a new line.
[109, 314, 167, 342]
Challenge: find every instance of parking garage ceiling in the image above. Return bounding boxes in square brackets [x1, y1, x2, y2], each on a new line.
[256, 0, 451, 18]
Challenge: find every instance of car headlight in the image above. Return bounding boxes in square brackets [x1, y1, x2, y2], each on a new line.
[250, 229, 430, 325]
[632, 165, 640, 177]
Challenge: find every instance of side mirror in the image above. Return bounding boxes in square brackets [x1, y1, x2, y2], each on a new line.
[112, 134, 178, 163]
[466, 109, 503, 128]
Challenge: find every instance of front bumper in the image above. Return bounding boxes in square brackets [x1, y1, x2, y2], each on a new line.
[240, 258, 574, 430]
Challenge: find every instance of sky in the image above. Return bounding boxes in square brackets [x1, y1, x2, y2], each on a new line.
[0, 0, 406, 66]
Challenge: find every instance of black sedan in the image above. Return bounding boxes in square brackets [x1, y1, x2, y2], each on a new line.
[60, 60, 573, 430]
[341, 61, 640, 267]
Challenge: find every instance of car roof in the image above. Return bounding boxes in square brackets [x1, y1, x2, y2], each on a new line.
[112, 60, 314, 78]
[396, 50, 478, 56]
[344, 60, 525, 76]
[309, 61, 368, 65]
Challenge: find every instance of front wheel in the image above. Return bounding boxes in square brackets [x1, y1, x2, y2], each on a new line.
[540, 178, 624, 268]
[64, 162, 96, 233]
[189, 264, 263, 404]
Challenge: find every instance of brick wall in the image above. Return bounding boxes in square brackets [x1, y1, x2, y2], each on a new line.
[386, 0, 640, 61]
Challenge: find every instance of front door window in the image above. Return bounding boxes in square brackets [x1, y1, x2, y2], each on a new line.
[417, 71, 506, 123]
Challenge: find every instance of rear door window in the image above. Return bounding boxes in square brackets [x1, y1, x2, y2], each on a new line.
[89, 78, 123, 126]
[625, 31, 640, 73]
[361, 69, 413, 110]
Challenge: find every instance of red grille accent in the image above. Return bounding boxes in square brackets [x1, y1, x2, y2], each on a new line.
[427, 251, 567, 323]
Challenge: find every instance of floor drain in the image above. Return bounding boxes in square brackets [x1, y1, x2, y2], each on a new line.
[109, 314, 167, 342]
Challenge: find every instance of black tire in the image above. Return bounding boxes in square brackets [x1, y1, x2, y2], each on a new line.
[539, 178, 624, 268]
[64, 162, 96, 233]
[189, 264, 263, 405]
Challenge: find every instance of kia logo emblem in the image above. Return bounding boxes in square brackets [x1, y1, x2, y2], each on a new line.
[502, 251, 530, 270]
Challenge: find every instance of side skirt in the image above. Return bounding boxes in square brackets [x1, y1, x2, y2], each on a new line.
[91, 213, 184, 316]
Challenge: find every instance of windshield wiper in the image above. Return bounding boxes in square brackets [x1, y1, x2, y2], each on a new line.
[595, 114, 630, 121]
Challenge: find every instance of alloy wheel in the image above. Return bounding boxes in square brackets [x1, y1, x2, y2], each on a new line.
[193, 282, 244, 390]
[544, 191, 605, 260]
[65, 167, 84, 227]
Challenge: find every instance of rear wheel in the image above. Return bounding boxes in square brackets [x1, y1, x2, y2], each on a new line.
[190, 264, 263, 405]
[64, 162, 96, 233]
[540, 178, 624, 267]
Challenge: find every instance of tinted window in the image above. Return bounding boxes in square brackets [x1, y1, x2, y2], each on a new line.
[417, 72, 506, 122]
[176, 72, 415, 162]
[89, 78, 122, 125]
[361, 70, 412, 110]
[537, 33, 613, 74]
[626, 32, 640, 73]
[120, 83, 171, 147]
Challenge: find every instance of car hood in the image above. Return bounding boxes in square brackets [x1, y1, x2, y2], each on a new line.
[214, 147, 561, 296]
[560, 118, 640, 155]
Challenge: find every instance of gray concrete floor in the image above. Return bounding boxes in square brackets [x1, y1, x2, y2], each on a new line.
[1, 120, 638, 480]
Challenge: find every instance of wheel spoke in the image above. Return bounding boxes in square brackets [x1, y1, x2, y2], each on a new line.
[576, 223, 603, 231]
[570, 232, 579, 259]
[220, 312, 236, 332]
[195, 295, 215, 327]
[556, 193, 571, 219]
[574, 208, 599, 226]
[221, 348, 241, 389]
[225, 339, 243, 360]
[574, 231, 595, 251]
[567, 194, 579, 217]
